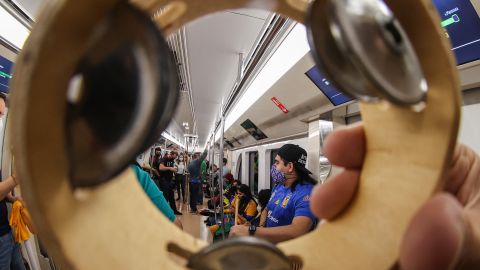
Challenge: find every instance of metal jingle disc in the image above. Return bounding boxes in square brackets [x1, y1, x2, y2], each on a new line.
[67, 1, 179, 187]
[187, 237, 293, 270]
[306, 0, 427, 105]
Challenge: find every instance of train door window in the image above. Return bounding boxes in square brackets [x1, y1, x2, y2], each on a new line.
[236, 154, 242, 182]
[269, 149, 279, 188]
[248, 151, 259, 195]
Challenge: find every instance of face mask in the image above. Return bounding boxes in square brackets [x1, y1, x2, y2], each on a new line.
[271, 164, 286, 184]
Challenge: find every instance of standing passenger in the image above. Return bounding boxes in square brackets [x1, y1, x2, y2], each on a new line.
[150, 148, 162, 188]
[159, 152, 181, 215]
[229, 144, 317, 243]
[175, 154, 186, 202]
[188, 150, 208, 213]
[0, 94, 26, 270]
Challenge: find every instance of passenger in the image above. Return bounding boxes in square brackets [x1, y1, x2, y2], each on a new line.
[310, 124, 480, 270]
[257, 189, 272, 214]
[224, 179, 239, 204]
[159, 151, 181, 215]
[132, 164, 182, 229]
[250, 189, 271, 226]
[230, 184, 258, 225]
[222, 158, 231, 178]
[0, 94, 26, 270]
[174, 154, 186, 202]
[187, 149, 208, 214]
[229, 144, 317, 243]
[150, 148, 162, 188]
[0, 175, 25, 270]
[223, 173, 234, 191]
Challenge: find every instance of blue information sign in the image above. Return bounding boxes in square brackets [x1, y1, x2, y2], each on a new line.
[433, 0, 480, 65]
[306, 66, 353, 106]
[0, 55, 13, 94]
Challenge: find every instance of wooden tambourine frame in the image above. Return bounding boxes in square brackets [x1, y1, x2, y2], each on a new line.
[10, 0, 460, 269]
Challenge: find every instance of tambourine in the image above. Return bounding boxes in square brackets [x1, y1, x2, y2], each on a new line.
[10, 0, 460, 269]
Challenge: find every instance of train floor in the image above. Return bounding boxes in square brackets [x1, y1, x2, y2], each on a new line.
[174, 197, 213, 243]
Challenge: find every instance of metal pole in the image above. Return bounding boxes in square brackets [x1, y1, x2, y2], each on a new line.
[218, 115, 226, 240]
[185, 136, 190, 210]
[208, 132, 217, 223]
[148, 146, 155, 179]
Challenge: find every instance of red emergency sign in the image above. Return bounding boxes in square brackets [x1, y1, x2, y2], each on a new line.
[271, 97, 289, 113]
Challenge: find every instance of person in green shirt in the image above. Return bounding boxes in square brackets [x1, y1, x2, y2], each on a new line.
[132, 165, 182, 229]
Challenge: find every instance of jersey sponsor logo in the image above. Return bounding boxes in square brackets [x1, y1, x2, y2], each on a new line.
[267, 210, 279, 224]
[281, 193, 292, 208]
[275, 199, 280, 205]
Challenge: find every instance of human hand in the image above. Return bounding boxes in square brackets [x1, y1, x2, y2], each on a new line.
[229, 224, 249, 238]
[310, 124, 480, 269]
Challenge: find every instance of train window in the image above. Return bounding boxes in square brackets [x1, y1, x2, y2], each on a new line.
[269, 149, 279, 188]
[248, 151, 259, 195]
[236, 154, 242, 182]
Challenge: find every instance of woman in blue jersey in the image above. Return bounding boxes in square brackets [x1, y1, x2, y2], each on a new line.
[230, 144, 317, 243]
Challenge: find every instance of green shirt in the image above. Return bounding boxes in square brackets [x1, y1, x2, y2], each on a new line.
[132, 165, 176, 222]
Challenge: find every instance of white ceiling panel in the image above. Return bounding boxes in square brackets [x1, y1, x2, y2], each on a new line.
[185, 9, 270, 147]
[11, 0, 47, 19]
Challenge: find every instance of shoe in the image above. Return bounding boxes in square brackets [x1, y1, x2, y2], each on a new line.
[174, 211, 183, 215]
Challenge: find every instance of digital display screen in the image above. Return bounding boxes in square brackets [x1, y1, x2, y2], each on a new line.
[306, 66, 353, 106]
[240, 119, 268, 140]
[433, 0, 480, 65]
[0, 55, 13, 94]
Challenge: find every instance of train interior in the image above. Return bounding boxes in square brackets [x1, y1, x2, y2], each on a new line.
[0, 0, 480, 269]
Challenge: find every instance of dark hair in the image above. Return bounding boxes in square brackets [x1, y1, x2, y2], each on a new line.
[237, 184, 257, 214]
[223, 158, 227, 164]
[277, 156, 317, 190]
[257, 189, 271, 211]
[224, 185, 237, 199]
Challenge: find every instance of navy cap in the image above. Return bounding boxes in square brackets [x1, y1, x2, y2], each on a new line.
[277, 144, 312, 175]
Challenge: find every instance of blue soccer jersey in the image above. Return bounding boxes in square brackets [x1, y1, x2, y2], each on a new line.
[266, 181, 316, 228]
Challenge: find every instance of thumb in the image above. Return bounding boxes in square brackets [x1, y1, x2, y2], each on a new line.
[400, 193, 465, 270]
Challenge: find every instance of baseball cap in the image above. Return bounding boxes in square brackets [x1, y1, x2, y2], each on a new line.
[277, 144, 312, 175]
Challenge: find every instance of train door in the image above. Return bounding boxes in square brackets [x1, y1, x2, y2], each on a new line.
[235, 154, 242, 182]
[248, 151, 259, 196]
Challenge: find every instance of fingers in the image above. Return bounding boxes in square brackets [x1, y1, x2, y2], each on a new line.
[310, 170, 360, 220]
[400, 193, 465, 270]
[324, 124, 366, 169]
[445, 144, 480, 207]
[310, 124, 365, 220]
